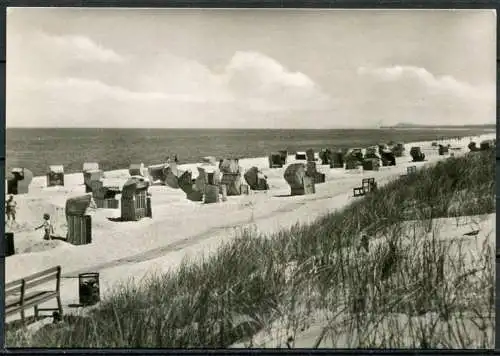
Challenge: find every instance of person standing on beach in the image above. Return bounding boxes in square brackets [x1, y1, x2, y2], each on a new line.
[5, 195, 17, 227]
[35, 213, 54, 240]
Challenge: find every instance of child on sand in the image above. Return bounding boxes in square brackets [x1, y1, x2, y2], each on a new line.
[35, 213, 54, 240]
[5, 195, 17, 227]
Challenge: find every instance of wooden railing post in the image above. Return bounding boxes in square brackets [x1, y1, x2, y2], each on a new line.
[56, 266, 61, 292]
[20, 280, 26, 324]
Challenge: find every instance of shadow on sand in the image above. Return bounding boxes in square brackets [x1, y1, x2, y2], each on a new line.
[49, 235, 68, 242]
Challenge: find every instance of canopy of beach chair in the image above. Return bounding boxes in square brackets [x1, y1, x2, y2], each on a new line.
[49, 165, 64, 174]
[284, 163, 307, 188]
[65, 194, 93, 216]
[122, 176, 150, 197]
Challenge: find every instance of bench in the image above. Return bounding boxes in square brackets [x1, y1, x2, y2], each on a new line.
[5, 266, 63, 324]
[362, 178, 377, 194]
[353, 187, 365, 197]
[407, 166, 417, 175]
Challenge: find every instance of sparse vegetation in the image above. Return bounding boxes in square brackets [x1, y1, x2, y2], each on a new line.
[6, 150, 495, 348]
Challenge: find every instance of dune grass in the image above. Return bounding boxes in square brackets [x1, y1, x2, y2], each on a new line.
[6, 150, 495, 348]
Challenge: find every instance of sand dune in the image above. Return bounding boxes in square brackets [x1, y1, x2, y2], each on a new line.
[231, 212, 495, 348]
[4, 134, 494, 322]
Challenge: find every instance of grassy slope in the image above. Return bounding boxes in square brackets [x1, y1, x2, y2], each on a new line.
[6, 150, 495, 348]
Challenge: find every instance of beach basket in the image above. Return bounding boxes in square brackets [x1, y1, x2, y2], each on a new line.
[47, 165, 65, 187]
[345, 158, 361, 170]
[295, 152, 307, 160]
[306, 161, 317, 175]
[92, 182, 120, 201]
[306, 162, 325, 184]
[278, 150, 288, 165]
[378, 143, 387, 153]
[284, 163, 307, 189]
[121, 177, 150, 221]
[195, 166, 221, 192]
[410, 147, 425, 162]
[65, 195, 93, 245]
[178, 170, 194, 194]
[306, 149, 315, 162]
[268, 153, 284, 168]
[244, 167, 259, 189]
[164, 164, 181, 189]
[66, 215, 92, 245]
[329, 151, 344, 168]
[381, 151, 396, 166]
[243, 167, 268, 190]
[121, 191, 148, 221]
[221, 173, 243, 196]
[391, 143, 405, 157]
[7, 168, 33, 195]
[83, 162, 99, 173]
[65, 194, 93, 216]
[204, 185, 220, 204]
[362, 158, 380, 171]
[364, 147, 379, 160]
[148, 164, 167, 183]
[290, 175, 315, 196]
[129, 163, 146, 177]
[219, 159, 241, 174]
[178, 171, 203, 202]
[468, 142, 478, 152]
[83, 170, 104, 193]
[438, 145, 449, 155]
[346, 148, 363, 162]
[480, 140, 494, 151]
[121, 177, 150, 198]
[90, 180, 104, 198]
[319, 149, 331, 165]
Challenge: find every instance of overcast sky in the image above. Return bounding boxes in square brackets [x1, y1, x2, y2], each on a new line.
[6, 8, 496, 129]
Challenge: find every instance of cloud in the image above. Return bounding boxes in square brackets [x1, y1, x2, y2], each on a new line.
[131, 50, 333, 112]
[37, 32, 124, 63]
[44, 77, 231, 104]
[222, 51, 332, 112]
[9, 27, 493, 129]
[7, 31, 127, 88]
[8, 43, 336, 127]
[357, 65, 493, 100]
[354, 65, 495, 126]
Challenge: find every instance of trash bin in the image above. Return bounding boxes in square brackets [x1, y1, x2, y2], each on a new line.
[79, 272, 100, 306]
[5, 232, 14, 257]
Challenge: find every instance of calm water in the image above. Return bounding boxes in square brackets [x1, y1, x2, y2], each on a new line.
[6, 128, 488, 176]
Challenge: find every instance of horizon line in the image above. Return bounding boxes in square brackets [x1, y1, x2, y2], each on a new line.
[6, 124, 496, 130]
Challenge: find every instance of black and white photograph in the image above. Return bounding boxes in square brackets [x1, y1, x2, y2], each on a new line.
[4, 8, 496, 348]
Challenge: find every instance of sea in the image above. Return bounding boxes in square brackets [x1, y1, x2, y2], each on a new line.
[6, 128, 491, 177]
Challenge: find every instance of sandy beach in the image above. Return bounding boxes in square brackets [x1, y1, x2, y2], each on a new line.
[5, 133, 495, 323]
